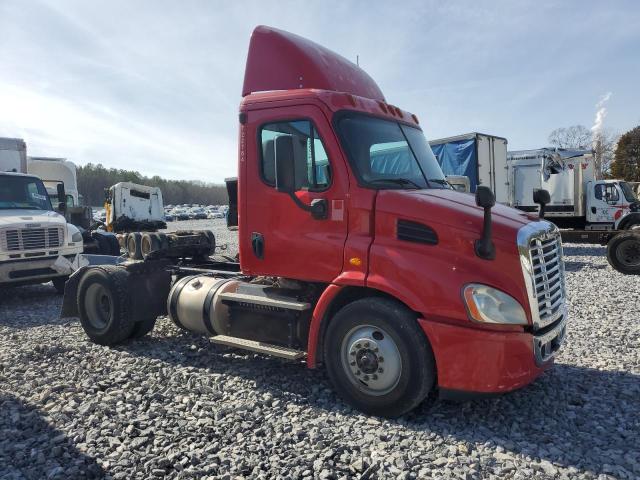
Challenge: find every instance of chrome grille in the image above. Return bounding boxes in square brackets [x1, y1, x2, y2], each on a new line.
[0, 227, 64, 251]
[518, 221, 567, 330]
[530, 234, 565, 327]
[518, 221, 568, 365]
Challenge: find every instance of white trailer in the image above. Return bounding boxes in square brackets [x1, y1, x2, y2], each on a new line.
[27, 157, 79, 207]
[430, 133, 509, 203]
[0, 138, 27, 173]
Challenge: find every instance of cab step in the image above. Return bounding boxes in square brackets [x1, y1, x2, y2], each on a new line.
[210, 335, 306, 360]
[219, 291, 310, 311]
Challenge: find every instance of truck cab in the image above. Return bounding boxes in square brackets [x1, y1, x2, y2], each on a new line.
[104, 182, 166, 232]
[586, 179, 639, 229]
[0, 172, 83, 291]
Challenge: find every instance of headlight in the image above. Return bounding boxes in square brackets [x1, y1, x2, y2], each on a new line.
[72, 232, 83, 243]
[463, 284, 527, 325]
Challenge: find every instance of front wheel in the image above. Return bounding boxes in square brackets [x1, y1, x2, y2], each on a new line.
[323, 298, 436, 417]
[607, 232, 640, 274]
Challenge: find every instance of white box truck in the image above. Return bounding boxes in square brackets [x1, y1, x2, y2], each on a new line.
[507, 148, 640, 231]
[0, 138, 28, 173]
[430, 133, 509, 203]
[27, 157, 79, 207]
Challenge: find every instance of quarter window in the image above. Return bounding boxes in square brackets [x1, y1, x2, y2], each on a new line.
[260, 120, 331, 191]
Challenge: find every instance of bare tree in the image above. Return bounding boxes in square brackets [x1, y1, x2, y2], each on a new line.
[548, 125, 592, 149]
[593, 129, 619, 179]
[548, 125, 618, 178]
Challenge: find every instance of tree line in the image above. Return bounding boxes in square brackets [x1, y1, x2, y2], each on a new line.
[548, 124, 640, 181]
[77, 163, 228, 207]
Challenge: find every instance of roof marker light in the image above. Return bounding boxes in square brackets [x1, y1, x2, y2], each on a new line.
[412, 114, 419, 124]
[378, 102, 388, 113]
[347, 94, 356, 107]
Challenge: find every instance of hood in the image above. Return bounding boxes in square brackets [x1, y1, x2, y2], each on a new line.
[378, 189, 538, 242]
[0, 209, 67, 228]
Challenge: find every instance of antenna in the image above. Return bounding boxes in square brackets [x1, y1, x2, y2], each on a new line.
[356, 55, 359, 67]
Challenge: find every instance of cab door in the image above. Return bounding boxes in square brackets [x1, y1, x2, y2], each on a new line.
[587, 181, 622, 224]
[241, 104, 349, 282]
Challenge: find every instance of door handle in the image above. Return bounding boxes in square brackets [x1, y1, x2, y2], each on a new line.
[251, 232, 264, 259]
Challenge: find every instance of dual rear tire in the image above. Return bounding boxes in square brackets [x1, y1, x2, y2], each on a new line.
[77, 266, 157, 345]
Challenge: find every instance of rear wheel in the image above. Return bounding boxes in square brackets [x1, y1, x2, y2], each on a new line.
[323, 297, 435, 417]
[127, 233, 143, 260]
[141, 233, 162, 259]
[607, 232, 640, 274]
[77, 266, 135, 345]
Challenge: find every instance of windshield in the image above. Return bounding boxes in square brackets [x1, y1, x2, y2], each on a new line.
[336, 113, 449, 189]
[619, 182, 637, 203]
[0, 176, 53, 210]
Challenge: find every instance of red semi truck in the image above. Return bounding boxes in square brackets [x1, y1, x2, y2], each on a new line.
[62, 26, 567, 417]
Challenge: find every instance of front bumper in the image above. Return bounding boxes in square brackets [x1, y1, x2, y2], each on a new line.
[0, 249, 81, 284]
[419, 314, 566, 395]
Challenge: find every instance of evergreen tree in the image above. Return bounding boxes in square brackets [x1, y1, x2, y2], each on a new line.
[610, 126, 640, 181]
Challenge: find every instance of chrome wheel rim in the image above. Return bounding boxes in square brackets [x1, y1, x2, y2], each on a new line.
[85, 283, 113, 330]
[340, 325, 402, 396]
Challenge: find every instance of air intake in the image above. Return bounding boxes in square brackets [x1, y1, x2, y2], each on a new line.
[397, 220, 438, 245]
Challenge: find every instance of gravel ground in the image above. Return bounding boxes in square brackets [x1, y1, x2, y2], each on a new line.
[1, 222, 639, 479]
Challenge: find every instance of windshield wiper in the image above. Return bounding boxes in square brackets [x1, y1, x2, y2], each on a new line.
[427, 178, 451, 188]
[369, 178, 422, 189]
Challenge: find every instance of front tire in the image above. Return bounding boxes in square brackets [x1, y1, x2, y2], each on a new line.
[77, 266, 136, 345]
[323, 298, 435, 417]
[607, 232, 640, 274]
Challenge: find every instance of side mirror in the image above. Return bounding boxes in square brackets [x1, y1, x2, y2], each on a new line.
[474, 186, 495, 260]
[274, 135, 296, 194]
[56, 183, 67, 213]
[533, 188, 550, 219]
[533, 189, 551, 206]
[475, 186, 495, 208]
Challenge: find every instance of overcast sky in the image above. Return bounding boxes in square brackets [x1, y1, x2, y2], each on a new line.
[1, 0, 639, 183]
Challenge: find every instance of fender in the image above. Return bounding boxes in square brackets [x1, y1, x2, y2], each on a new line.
[616, 212, 640, 230]
[306, 284, 344, 368]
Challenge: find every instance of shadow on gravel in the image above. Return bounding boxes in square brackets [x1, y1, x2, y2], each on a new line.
[123, 330, 639, 477]
[0, 394, 105, 479]
[0, 284, 65, 329]
[562, 244, 607, 258]
[563, 260, 608, 272]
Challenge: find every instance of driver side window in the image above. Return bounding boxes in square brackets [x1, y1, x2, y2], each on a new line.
[259, 120, 332, 191]
[595, 184, 619, 202]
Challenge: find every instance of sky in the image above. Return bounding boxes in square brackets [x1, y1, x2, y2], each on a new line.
[1, 0, 639, 183]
